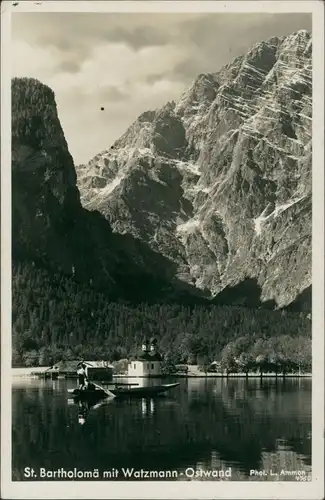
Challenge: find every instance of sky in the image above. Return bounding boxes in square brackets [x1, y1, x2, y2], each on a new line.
[11, 12, 311, 165]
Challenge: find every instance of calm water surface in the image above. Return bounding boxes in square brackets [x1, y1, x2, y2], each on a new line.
[12, 377, 311, 481]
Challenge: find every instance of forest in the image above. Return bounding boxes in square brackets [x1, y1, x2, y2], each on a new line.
[12, 261, 311, 371]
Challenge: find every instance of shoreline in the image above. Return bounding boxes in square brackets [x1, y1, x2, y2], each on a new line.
[11, 367, 312, 379]
[115, 373, 312, 378]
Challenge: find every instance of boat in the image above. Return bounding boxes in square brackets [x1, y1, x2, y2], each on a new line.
[68, 382, 179, 401]
[67, 382, 114, 402]
[110, 382, 180, 398]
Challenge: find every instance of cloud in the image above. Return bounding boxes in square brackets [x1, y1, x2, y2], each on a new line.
[11, 12, 312, 164]
[55, 60, 80, 74]
[100, 86, 129, 103]
[11, 39, 56, 80]
[11, 12, 194, 68]
[78, 42, 186, 91]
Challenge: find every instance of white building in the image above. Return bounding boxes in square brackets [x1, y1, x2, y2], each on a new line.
[128, 338, 162, 377]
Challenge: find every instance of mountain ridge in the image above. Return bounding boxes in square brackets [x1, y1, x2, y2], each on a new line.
[77, 29, 312, 308]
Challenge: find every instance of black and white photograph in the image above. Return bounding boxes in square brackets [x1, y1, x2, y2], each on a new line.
[1, 1, 324, 499]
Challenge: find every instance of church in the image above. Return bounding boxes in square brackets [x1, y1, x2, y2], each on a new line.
[128, 338, 162, 377]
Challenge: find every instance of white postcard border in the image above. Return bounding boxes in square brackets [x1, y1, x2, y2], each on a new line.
[1, 1, 324, 499]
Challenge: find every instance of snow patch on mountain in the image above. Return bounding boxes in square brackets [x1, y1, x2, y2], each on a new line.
[176, 218, 200, 234]
[254, 195, 307, 236]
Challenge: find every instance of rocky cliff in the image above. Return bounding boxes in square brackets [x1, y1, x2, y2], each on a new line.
[77, 30, 312, 308]
[12, 77, 206, 302]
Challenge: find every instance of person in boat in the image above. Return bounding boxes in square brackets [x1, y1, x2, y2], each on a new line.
[77, 362, 89, 390]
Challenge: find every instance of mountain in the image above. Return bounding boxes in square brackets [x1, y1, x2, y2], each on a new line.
[12, 77, 208, 303]
[77, 30, 312, 308]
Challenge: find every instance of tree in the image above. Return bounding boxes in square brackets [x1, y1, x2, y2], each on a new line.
[197, 354, 210, 375]
[12, 262, 311, 368]
[291, 336, 312, 373]
[232, 335, 253, 356]
[220, 342, 238, 375]
[273, 335, 295, 375]
[236, 352, 256, 375]
[161, 355, 177, 375]
[255, 354, 269, 376]
[22, 350, 39, 367]
[12, 348, 22, 367]
[38, 346, 50, 366]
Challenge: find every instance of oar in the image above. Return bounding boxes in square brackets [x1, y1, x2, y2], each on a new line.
[90, 380, 115, 398]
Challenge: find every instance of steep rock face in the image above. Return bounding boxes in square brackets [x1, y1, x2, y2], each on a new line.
[12, 78, 89, 275]
[77, 30, 312, 308]
[12, 78, 205, 301]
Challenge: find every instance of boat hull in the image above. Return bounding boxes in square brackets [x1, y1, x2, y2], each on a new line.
[110, 383, 179, 398]
[68, 388, 108, 402]
[67, 383, 179, 401]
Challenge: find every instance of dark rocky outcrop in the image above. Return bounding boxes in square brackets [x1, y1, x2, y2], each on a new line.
[12, 78, 205, 303]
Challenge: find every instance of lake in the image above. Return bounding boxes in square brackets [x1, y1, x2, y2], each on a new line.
[12, 376, 311, 481]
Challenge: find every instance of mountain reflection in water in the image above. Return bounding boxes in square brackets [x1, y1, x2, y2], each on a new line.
[12, 377, 311, 481]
